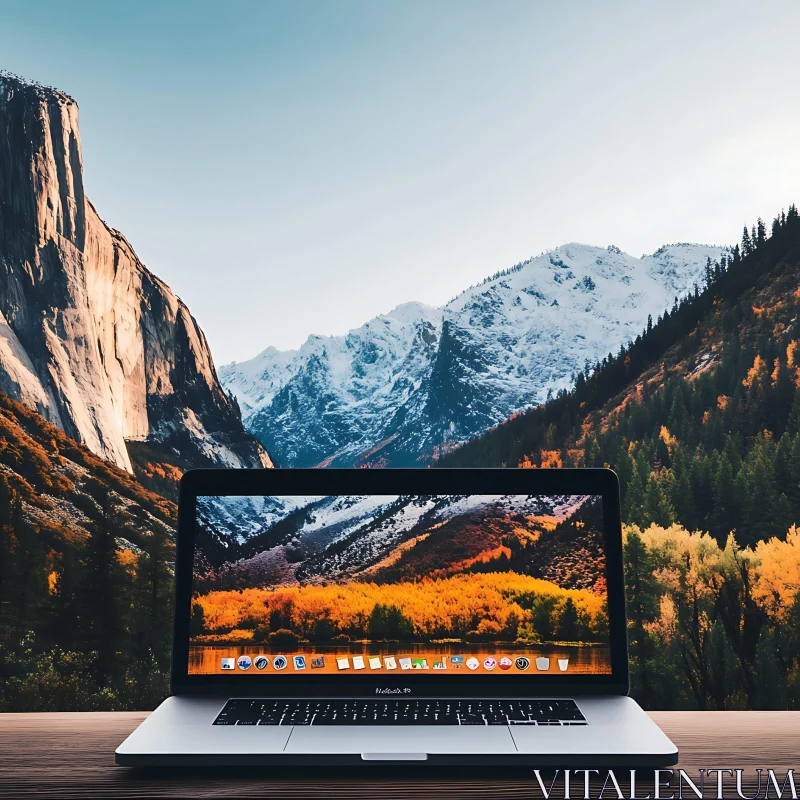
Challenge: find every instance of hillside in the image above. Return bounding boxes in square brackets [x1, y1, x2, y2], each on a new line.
[439, 208, 800, 540]
[0, 72, 272, 491]
[222, 243, 728, 468]
[0, 390, 176, 710]
[438, 206, 800, 711]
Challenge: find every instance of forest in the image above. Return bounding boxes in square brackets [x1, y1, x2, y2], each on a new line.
[624, 523, 800, 709]
[0, 395, 175, 711]
[191, 572, 609, 646]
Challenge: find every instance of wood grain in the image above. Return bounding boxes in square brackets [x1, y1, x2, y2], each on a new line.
[0, 711, 797, 798]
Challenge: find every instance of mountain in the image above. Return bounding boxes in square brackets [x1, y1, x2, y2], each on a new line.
[193, 492, 599, 591]
[438, 206, 800, 546]
[222, 242, 729, 467]
[0, 73, 272, 485]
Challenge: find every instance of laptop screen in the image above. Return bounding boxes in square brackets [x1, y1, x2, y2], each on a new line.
[188, 494, 612, 676]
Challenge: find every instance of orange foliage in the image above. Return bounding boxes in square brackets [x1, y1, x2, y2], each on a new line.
[717, 395, 729, 411]
[787, 341, 800, 384]
[540, 450, 563, 468]
[567, 449, 584, 466]
[117, 549, 138, 571]
[195, 572, 607, 643]
[519, 451, 562, 469]
[743, 355, 767, 389]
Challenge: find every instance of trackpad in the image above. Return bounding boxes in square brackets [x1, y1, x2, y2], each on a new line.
[286, 726, 516, 754]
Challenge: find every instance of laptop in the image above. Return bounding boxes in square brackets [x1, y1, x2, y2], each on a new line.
[116, 468, 677, 766]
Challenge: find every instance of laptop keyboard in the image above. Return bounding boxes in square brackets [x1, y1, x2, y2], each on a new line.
[213, 698, 587, 726]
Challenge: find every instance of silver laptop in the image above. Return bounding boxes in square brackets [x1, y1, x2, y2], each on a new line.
[117, 468, 677, 766]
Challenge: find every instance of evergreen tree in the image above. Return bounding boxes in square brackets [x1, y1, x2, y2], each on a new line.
[624, 532, 661, 706]
[642, 474, 675, 527]
[0, 476, 22, 658]
[711, 453, 739, 543]
[757, 217, 767, 246]
[557, 598, 580, 641]
[742, 225, 752, 256]
[130, 513, 173, 671]
[77, 486, 130, 688]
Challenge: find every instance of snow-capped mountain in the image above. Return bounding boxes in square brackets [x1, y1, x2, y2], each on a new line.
[0, 73, 271, 477]
[196, 493, 591, 586]
[221, 242, 729, 468]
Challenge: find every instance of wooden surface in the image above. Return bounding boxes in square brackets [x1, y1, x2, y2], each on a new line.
[0, 711, 798, 798]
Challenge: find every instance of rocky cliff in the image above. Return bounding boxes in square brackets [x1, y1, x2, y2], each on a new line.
[0, 72, 272, 476]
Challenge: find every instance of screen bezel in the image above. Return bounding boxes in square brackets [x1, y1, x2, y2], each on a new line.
[172, 468, 629, 697]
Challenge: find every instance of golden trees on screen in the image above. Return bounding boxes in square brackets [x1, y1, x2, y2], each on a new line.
[193, 572, 608, 645]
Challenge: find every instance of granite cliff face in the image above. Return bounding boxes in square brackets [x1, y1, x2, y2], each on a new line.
[0, 73, 272, 475]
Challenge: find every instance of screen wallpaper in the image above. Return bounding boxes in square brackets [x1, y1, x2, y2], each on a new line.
[188, 494, 611, 676]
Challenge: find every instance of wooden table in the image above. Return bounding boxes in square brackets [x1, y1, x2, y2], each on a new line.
[0, 712, 797, 798]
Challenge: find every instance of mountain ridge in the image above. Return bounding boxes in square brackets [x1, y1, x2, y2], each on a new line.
[222, 241, 729, 468]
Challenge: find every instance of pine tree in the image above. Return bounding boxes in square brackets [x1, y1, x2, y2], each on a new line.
[130, 514, 173, 672]
[557, 598, 580, 641]
[624, 532, 661, 707]
[742, 226, 752, 257]
[711, 454, 739, 543]
[756, 217, 767, 246]
[642, 474, 675, 527]
[0, 476, 22, 656]
[704, 257, 714, 287]
[623, 459, 645, 522]
[77, 486, 130, 688]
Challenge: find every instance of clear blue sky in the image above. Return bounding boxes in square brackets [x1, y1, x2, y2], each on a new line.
[2, 0, 799, 363]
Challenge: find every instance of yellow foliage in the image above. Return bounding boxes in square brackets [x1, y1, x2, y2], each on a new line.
[626, 523, 725, 603]
[646, 594, 677, 642]
[195, 572, 607, 641]
[625, 523, 800, 625]
[659, 426, 677, 451]
[750, 526, 800, 620]
[47, 571, 58, 594]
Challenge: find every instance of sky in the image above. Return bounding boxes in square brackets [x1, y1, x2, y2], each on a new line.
[2, 0, 799, 364]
